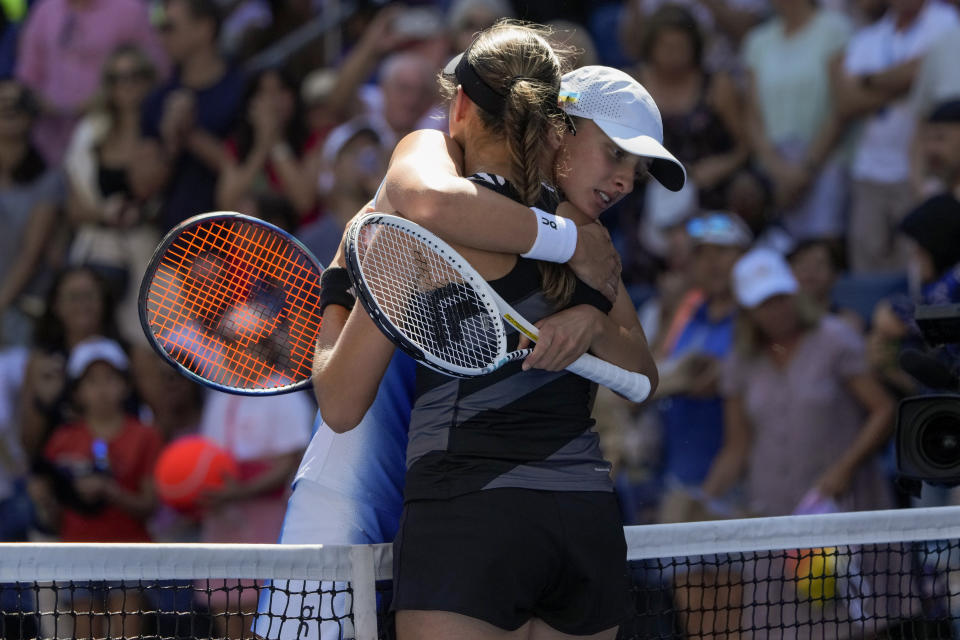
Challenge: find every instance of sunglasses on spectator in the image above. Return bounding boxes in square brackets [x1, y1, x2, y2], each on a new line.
[158, 20, 178, 33]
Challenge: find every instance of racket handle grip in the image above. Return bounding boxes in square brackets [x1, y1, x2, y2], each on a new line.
[566, 353, 652, 403]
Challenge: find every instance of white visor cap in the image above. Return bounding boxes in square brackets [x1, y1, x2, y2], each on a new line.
[560, 66, 686, 192]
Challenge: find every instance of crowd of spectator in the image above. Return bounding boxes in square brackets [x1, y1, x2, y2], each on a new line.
[0, 0, 958, 586]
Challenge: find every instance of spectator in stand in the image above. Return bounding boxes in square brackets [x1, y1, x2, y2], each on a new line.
[703, 248, 895, 515]
[300, 116, 389, 265]
[18, 267, 120, 531]
[140, 0, 246, 232]
[652, 213, 753, 640]
[654, 213, 752, 521]
[300, 68, 344, 139]
[838, 0, 959, 273]
[63, 44, 162, 347]
[40, 337, 160, 638]
[324, 6, 445, 146]
[217, 67, 322, 223]
[633, 5, 749, 212]
[0, 79, 65, 348]
[14, 0, 166, 164]
[620, 0, 769, 76]
[787, 239, 865, 332]
[742, 0, 852, 241]
[703, 249, 903, 635]
[916, 99, 960, 198]
[197, 386, 312, 639]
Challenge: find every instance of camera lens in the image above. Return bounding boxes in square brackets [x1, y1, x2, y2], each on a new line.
[918, 413, 960, 468]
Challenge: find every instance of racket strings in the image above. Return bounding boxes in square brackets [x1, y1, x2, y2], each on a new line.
[145, 219, 322, 391]
[356, 223, 502, 371]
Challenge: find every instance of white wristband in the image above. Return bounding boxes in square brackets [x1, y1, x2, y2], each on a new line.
[521, 208, 578, 263]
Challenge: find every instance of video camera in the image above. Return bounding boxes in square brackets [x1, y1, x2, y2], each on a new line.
[895, 304, 960, 493]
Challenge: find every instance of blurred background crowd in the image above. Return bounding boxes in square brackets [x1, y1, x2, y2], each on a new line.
[0, 0, 959, 564]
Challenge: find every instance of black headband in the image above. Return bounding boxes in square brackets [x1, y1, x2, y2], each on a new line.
[445, 53, 507, 116]
[443, 53, 575, 133]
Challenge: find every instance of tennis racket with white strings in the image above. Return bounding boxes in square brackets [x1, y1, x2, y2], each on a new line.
[138, 212, 324, 395]
[344, 213, 652, 403]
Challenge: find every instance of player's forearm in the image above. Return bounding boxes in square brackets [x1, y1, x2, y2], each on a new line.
[390, 172, 538, 254]
[313, 307, 393, 432]
[383, 130, 538, 254]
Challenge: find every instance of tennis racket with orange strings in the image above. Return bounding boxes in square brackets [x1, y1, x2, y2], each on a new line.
[138, 212, 324, 395]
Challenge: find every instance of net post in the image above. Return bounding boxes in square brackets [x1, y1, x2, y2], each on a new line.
[349, 544, 378, 640]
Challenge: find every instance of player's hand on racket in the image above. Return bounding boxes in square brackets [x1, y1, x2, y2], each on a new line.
[518, 305, 603, 372]
[567, 220, 621, 304]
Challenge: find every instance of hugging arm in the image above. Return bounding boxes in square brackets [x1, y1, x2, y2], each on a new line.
[382, 130, 621, 301]
[519, 279, 658, 398]
[311, 218, 395, 433]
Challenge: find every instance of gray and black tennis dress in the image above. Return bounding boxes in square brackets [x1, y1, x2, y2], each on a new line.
[391, 174, 629, 635]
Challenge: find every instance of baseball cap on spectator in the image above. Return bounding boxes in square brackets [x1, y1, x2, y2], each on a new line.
[318, 116, 391, 192]
[559, 66, 686, 191]
[301, 68, 337, 106]
[927, 98, 960, 123]
[733, 248, 799, 309]
[321, 116, 391, 167]
[67, 337, 129, 381]
[687, 212, 753, 248]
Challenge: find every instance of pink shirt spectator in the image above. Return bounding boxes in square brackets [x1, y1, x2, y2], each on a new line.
[720, 316, 894, 517]
[15, 0, 167, 163]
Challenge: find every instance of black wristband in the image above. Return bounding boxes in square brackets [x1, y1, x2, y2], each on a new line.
[319, 267, 356, 314]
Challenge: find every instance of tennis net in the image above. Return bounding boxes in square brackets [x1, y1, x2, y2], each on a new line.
[0, 505, 957, 639]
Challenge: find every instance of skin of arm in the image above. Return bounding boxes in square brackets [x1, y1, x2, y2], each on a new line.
[701, 394, 752, 499]
[813, 372, 894, 498]
[835, 56, 921, 123]
[184, 127, 230, 174]
[311, 222, 396, 433]
[202, 451, 301, 503]
[100, 474, 157, 519]
[324, 6, 404, 121]
[518, 280, 659, 395]
[313, 302, 396, 433]
[744, 72, 787, 177]
[267, 143, 321, 215]
[383, 129, 622, 300]
[216, 142, 272, 211]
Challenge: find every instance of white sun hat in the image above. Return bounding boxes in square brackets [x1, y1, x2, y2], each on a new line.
[733, 248, 799, 309]
[560, 65, 686, 192]
[67, 336, 129, 380]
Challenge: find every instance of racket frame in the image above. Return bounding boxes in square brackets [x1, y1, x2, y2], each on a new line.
[345, 213, 511, 378]
[138, 211, 324, 396]
[344, 213, 652, 403]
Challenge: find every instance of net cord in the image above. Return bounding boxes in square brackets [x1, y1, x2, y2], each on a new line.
[626, 505, 960, 560]
[3, 508, 958, 580]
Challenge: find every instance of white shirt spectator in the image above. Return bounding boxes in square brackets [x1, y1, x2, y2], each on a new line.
[845, 0, 960, 183]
